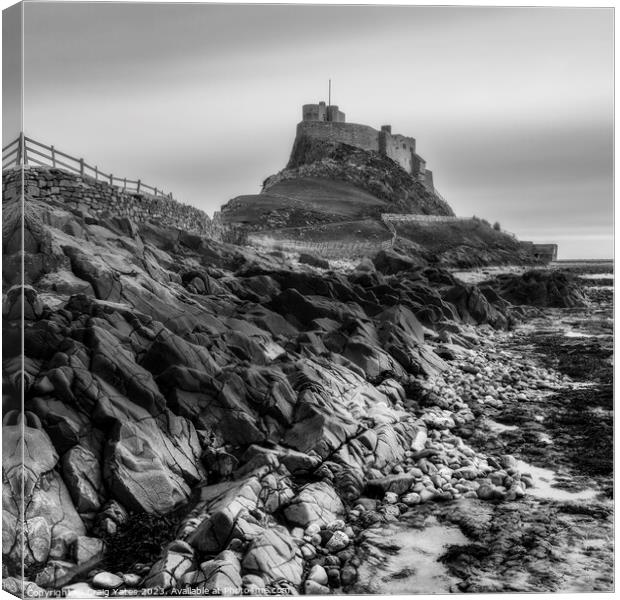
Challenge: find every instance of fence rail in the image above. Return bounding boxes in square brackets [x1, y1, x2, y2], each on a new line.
[2, 133, 175, 201]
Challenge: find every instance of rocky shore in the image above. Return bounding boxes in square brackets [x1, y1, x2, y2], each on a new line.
[2, 191, 613, 596]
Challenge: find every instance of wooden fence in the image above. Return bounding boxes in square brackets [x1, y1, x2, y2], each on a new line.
[2, 133, 175, 201]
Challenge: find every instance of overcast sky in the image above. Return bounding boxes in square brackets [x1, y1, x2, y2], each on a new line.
[5, 3, 614, 259]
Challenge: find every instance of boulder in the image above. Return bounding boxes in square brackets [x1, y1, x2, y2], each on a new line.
[241, 527, 303, 586]
[283, 481, 344, 527]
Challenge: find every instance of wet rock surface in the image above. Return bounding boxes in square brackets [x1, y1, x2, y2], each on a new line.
[2, 186, 613, 595]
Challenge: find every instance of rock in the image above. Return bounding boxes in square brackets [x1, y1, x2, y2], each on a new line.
[487, 270, 588, 308]
[122, 574, 143, 587]
[476, 484, 495, 500]
[241, 527, 303, 585]
[307, 564, 329, 585]
[242, 574, 267, 594]
[325, 531, 350, 552]
[373, 249, 423, 275]
[401, 492, 421, 506]
[201, 553, 243, 594]
[366, 474, 415, 496]
[299, 253, 329, 269]
[283, 481, 344, 527]
[142, 547, 195, 591]
[62, 582, 100, 598]
[92, 572, 124, 589]
[3, 411, 85, 569]
[340, 565, 358, 586]
[327, 568, 341, 588]
[61, 445, 104, 513]
[74, 536, 105, 566]
[384, 492, 399, 504]
[305, 580, 331, 595]
[3, 284, 43, 320]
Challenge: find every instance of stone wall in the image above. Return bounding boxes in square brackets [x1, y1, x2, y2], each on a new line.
[382, 213, 472, 224]
[380, 132, 417, 175]
[246, 232, 393, 259]
[3, 167, 213, 236]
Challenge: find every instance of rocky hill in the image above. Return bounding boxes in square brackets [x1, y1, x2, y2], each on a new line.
[221, 140, 453, 233]
[219, 132, 539, 268]
[2, 167, 545, 596]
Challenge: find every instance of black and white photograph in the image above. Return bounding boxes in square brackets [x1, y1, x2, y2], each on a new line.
[1, 2, 614, 598]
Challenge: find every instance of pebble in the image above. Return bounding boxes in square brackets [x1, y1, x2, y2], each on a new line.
[384, 492, 398, 504]
[307, 564, 328, 585]
[305, 580, 330, 595]
[326, 530, 350, 552]
[401, 492, 421, 505]
[327, 568, 341, 588]
[122, 574, 142, 587]
[326, 519, 346, 532]
[91, 572, 123, 589]
[340, 565, 358, 586]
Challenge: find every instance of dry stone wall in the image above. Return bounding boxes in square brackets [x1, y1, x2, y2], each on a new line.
[382, 213, 472, 224]
[246, 233, 393, 259]
[3, 167, 213, 236]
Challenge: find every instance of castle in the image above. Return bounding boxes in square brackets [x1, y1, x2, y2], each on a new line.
[299, 101, 435, 192]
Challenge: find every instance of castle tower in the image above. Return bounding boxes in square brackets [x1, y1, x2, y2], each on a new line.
[302, 101, 345, 123]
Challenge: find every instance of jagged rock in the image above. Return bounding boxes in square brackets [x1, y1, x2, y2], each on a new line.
[35, 560, 77, 588]
[373, 249, 423, 275]
[61, 445, 104, 513]
[142, 545, 195, 591]
[3, 284, 43, 320]
[74, 536, 105, 566]
[486, 270, 588, 308]
[2, 577, 47, 599]
[283, 481, 344, 527]
[272, 288, 366, 327]
[201, 551, 243, 594]
[3, 411, 84, 569]
[241, 527, 303, 585]
[188, 474, 263, 553]
[366, 474, 415, 496]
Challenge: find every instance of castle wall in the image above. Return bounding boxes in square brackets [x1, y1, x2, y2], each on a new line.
[3, 167, 213, 235]
[296, 121, 380, 153]
[380, 132, 416, 175]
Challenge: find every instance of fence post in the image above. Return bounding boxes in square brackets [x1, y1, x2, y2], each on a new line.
[95, 166, 98, 180]
[51, 145, 56, 168]
[79, 158, 84, 176]
[137, 179, 141, 194]
[154, 187, 157, 197]
[123, 178, 127, 191]
[109, 174, 113, 185]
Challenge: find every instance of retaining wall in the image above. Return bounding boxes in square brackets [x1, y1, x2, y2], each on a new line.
[246, 233, 393, 259]
[381, 213, 473, 223]
[3, 166, 212, 235]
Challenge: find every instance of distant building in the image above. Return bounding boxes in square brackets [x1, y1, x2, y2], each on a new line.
[520, 241, 558, 263]
[299, 101, 435, 193]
